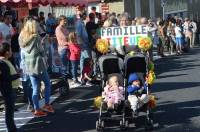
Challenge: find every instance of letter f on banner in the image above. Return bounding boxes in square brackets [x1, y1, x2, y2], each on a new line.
[101, 28, 106, 36]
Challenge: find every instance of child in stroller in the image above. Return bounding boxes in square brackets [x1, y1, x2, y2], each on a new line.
[124, 53, 154, 130]
[102, 75, 124, 111]
[127, 73, 150, 112]
[96, 54, 129, 131]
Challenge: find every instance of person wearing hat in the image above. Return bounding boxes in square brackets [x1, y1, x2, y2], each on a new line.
[127, 73, 149, 112]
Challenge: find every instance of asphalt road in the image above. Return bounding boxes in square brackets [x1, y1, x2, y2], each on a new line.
[1, 47, 200, 132]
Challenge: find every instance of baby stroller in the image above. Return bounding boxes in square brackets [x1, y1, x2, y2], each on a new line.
[96, 54, 129, 131]
[124, 53, 154, 130]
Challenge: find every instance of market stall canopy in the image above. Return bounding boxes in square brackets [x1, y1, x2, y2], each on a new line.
[0, 0, 100, 6]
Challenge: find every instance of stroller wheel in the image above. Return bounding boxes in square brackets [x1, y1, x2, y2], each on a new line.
[120, 120, 124, 129]
[96, 120, 103, 132]
[125, 120, 129, 128]
[101, 121, 105, 128]
[145, 119, 154, 130]
[120, 120, 128, 131]
[149, 112, 154, 120]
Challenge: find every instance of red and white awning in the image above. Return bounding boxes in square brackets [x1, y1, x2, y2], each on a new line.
[0, 0, 100, 6]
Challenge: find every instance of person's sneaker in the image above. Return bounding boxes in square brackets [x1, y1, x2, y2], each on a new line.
[33, 110, 47, 117]
[27, 105, 34, 112]
[74, 80, 81, 84]
[86, 82, 93, 86]
[71, 80, 81, 87]
[81, 81, 86, 86]
[73, 83, 81, 87]
[42, 104, 55, 113]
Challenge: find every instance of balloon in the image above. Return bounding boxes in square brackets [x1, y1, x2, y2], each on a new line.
[96, 39, 109, 54]
[138, 37, 152, 51]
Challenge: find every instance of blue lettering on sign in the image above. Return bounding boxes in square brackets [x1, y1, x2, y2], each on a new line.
[129, 36, 136, 45]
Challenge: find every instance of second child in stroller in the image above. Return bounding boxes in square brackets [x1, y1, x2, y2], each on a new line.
[102, 75, 124, 111]
[127, 73, 150, 112]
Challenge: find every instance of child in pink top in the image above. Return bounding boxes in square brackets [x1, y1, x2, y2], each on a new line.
[102, 75, 124, 110]
[68, 32, 81, 85]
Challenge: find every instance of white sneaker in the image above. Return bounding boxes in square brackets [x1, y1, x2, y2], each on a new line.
[71, 81, 81, 87]
[86, 82, 93, 86]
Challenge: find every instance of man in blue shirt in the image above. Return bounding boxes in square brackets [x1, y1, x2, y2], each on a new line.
[46, 13, 56, 35]
[75, 9, 91, 75]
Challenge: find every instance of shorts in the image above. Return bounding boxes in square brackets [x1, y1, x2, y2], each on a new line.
[176, 37, 183, 46]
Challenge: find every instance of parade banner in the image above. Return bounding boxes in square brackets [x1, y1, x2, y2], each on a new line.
[101, 25, 149, 47]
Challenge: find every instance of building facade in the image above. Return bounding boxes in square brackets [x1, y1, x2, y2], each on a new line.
[124, 0, 200, 20]
[164, 0, 200, 20]
[124, 0, 162, 19]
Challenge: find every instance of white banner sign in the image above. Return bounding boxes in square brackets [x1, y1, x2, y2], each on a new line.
[101, 25, 149, 47]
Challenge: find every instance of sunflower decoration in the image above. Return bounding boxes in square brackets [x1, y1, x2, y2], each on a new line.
[147, 70, 156, 85]
[148, 95, 156, 109]
[96, 39, 109, 54]
[93, 96, 102, 109]
[138, 37, 152, 51]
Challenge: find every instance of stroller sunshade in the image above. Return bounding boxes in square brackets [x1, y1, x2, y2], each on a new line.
[102, 59, 121, 74]
[99, 54, 123, 76]
[124, 56, 147, 78]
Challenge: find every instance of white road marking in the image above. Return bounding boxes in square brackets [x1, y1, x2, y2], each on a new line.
[0, 93, 59, 130]
[0, 87, 94, 131]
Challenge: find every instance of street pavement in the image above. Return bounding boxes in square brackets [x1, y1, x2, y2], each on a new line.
[1, 47, 200, 132]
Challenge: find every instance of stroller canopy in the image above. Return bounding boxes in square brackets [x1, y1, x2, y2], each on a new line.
[99, 54, 124, 77]
[124, 54, 147, 79]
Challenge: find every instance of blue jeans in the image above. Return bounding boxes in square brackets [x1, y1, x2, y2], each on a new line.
[91, 50, 98, 76]
[71, 60, 79, 80]
[29, 70, 51, 110]
[47, 45, 53, 73]
[22, 78, 33, 107]
[80, 49, 91, 74]
[0, 87, 17, 132]
[13, 52, 21, 69]
[58, 48, 70, 75]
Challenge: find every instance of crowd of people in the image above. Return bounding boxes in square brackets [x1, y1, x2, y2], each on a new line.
[0, 5, 200, 132]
